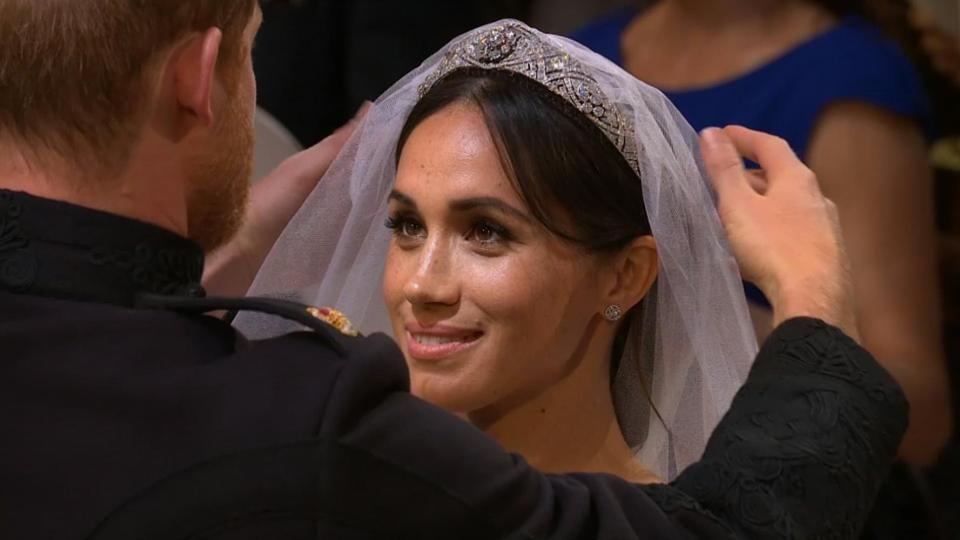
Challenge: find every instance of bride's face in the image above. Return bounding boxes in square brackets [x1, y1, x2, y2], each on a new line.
[383, 102, 606, 415]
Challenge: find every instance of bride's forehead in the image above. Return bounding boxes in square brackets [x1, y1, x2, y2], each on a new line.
[392, 164, 524, 208]
[393, 153, 526, 210]
[403, 103, 492, 148]
[393, 105, 529, 207]
[397, 108, 504, 172]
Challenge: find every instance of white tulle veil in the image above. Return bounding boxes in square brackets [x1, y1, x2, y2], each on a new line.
[234, 20, 757, 480]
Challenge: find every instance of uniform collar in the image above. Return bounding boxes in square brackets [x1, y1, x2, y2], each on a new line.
[0, 189, 205, 306]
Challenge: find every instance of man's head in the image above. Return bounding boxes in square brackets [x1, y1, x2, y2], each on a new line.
[0, 0, 261, 251]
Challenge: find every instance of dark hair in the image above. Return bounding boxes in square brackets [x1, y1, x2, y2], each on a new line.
[396, 68, 651, 254]
[812, 0, 916, 53]
[396, 68, 653, 382]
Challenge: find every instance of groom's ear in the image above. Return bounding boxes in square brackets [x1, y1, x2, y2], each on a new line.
[170, 27, 224, 130]
[601, 236, 658, 312]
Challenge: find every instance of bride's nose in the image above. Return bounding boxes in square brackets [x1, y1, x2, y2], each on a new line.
[402, 239, 460, 308]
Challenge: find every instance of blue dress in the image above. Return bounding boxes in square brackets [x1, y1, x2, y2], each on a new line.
[572, 9, 932, 159]
[572, 9, 932, 306]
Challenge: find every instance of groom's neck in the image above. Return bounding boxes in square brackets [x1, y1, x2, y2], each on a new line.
[0, 141, 190, 239]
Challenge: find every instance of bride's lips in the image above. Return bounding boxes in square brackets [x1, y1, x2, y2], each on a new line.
[404, 323, 483, 361]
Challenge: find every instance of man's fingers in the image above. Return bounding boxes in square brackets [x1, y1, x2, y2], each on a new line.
[319, 102, 370, 152]
[746, 170, 769, 194]
[700, 127, 755, 201]
[279, 103, 373, 181]
[723, 125, 817, 194]
[311, 102, 372, 155]
[353, 100, 374, 123]
[722, 126, 797, 175]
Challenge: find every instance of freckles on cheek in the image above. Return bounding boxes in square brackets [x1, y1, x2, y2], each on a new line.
[521, 259, 587, 333]
[382, 248, 408, 310]
[466, 259, 524, 314]
[470, 255, 562, 333]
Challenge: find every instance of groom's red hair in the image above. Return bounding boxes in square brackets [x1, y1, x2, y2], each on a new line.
[0, 0, 256, 176]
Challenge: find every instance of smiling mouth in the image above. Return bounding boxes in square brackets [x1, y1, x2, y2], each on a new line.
[405, 330, 483, 361]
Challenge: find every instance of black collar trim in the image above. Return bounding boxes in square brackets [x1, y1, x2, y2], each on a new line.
[0, 189, 205, 306]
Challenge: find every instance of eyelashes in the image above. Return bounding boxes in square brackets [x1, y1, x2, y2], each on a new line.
[384, 215, 426, 239]
[385, 213, 516, 249]
[468, 219, 514, 245]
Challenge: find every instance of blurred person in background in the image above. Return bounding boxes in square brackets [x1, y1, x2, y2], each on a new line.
[573, 0, 952, 475]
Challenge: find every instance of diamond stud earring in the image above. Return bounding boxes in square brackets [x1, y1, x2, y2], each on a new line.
[603, 304, 623, 322]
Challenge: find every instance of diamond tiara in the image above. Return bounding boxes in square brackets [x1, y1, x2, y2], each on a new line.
[419, 22, 640, 176]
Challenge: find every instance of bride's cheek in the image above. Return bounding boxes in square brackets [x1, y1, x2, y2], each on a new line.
[465, 259, 522, 323]
[382, 245, 414, 310]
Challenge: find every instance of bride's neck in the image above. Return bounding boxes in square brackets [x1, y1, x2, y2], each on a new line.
[468, 335, 659, 484]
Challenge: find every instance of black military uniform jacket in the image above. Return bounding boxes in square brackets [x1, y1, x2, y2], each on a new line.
[0, 189, 908, 539]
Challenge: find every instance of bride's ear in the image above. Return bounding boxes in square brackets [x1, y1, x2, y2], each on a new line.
[600, 236, 658, 312]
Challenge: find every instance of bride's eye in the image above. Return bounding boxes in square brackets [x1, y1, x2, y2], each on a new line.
[466, 219, 512, 249]
[385, 215, 426, 242]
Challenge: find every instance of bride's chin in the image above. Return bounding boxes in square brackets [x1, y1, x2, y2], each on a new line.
[408, 374, 479, 415]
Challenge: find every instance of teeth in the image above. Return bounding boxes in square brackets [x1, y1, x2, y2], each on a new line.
[413, 334, 473, 346]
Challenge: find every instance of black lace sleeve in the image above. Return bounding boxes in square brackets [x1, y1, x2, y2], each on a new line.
[669, 317, 910, 539]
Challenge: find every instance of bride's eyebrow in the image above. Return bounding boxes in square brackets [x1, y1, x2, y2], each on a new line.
[449, 197, 531, 223]
[387, 190, 417, 209]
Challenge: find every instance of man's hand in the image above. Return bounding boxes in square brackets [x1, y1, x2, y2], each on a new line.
[204, 103, 372, 297]
[700, 125, 858, 340]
